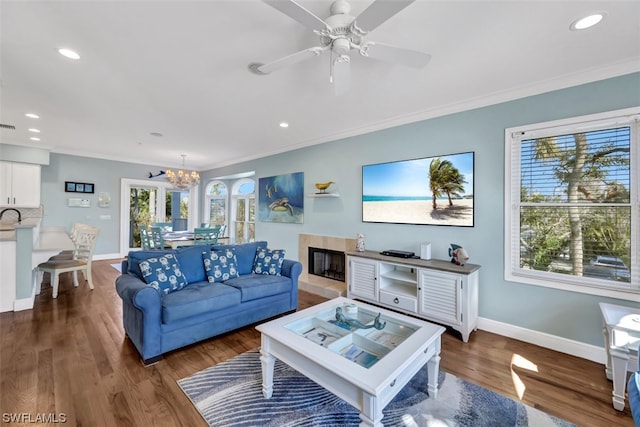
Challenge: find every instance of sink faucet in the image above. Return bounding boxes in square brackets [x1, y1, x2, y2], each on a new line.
[0, 208, 21, 223]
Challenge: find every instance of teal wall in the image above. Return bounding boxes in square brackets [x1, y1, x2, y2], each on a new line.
[40, 154, 166, 255]
[201, 72, 640, 347]
[36, 73, 639, 346]
[15, 227, 33, 300]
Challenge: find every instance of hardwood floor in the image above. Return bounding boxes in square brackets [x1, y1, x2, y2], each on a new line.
[0, 259, 635, 426]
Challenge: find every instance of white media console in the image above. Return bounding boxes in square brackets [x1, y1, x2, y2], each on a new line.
[346, 250, 481, 342]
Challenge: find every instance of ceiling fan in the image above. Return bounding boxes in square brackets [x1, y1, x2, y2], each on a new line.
[249, 0, 431, 95]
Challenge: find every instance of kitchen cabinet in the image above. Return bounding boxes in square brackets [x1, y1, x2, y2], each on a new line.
[0, 161, 41, 207]
[347, 250, 480, 342]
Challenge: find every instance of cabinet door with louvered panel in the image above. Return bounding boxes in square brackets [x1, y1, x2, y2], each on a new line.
[418, 269, 461, 326]
[347, 256, 377, 302]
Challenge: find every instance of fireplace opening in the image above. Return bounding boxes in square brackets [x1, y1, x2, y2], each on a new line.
[308, 247, 345, 282]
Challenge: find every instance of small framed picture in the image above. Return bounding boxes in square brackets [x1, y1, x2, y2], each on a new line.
[65, 181, 95, 193]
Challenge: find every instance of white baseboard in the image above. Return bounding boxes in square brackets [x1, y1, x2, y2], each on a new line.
[478, 317, 606, 364]
[14, 297, 34, 311]
[14, 285, 36, 312]
[94, 252, 121, 261]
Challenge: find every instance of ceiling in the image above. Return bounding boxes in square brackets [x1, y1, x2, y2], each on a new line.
[1, 1, 639, 171]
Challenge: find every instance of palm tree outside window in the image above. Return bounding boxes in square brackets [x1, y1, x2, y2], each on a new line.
[505, 107, 638, 299]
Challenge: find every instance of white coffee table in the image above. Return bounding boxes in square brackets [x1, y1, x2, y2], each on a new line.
[256, 297, 445, 427]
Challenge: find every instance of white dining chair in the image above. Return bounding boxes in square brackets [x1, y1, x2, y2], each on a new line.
[48, 222, 94, 260]
[36, 225, 100, 298]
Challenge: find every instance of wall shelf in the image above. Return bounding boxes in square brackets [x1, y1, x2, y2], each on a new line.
[306, 193, 340, 198]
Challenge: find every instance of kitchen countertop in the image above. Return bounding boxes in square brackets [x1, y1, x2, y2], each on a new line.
[0, 219, 72, 252]
[0, 231, 16, 241]
[34, 227, 73, 251]
[0, 218, 41, 241]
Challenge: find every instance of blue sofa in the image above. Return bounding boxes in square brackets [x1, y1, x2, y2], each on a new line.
[629, 357, 640, 425]
[115, 241, 302, 365]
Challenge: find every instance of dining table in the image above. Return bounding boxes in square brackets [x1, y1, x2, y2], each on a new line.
[161, 230, 228, 249]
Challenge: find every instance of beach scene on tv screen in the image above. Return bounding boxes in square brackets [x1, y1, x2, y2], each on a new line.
[362, 152, 474, 226]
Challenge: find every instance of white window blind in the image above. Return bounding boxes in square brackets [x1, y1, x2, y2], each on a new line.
[505, 108, 639, 300]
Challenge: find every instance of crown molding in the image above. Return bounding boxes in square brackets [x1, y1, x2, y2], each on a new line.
[202, 59, 640, 170]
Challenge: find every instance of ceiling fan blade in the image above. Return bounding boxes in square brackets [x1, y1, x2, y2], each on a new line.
[256, 46, 327, 74]
[263, 0, 330, 32]
[360, 42, 431, 68]
[332, 54, 351, 96]
[352, 0, 415, 34]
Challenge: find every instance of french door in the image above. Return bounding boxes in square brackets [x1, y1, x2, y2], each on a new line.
[120, 178, 199, 255]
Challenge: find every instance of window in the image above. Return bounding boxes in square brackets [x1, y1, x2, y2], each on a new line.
[505, 108, 639, 300]
[166, 189, 190, 231]
[231, 178, 255, 243]
[120, 178, 198, 255]
[204, 180, 228, 228]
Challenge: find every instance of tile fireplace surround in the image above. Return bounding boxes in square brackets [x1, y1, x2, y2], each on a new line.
[298, 234, 356, 298]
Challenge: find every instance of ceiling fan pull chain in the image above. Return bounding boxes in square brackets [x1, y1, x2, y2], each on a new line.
[329, 50, 334, 83]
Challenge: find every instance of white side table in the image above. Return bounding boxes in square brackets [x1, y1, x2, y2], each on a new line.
[599, 302, 640, 411]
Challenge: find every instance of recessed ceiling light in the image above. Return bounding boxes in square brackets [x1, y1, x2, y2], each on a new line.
[279, 122, 289, 128]
[28, 128, 40, 133]
[570, 12, 606, 30]
[25, 113, 40, 119]
[30, 137, 41, 141]
[58, 48, 80, 60]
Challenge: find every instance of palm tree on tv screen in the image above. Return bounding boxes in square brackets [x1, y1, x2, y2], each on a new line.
[429, 158, 467, 209]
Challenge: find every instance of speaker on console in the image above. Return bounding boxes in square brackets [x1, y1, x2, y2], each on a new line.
[420, 243, 432, 260]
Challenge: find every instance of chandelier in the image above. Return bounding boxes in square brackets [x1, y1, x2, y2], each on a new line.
[166, 155, 200, 189]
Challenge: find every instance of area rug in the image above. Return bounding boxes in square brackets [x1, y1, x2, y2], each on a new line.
[110, 263, 122, 273]
[178, 349, 575, 427]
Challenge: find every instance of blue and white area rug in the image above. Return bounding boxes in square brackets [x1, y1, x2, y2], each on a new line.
[178, 349, 575, 427]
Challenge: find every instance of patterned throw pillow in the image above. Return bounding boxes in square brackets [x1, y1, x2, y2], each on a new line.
[253, 248, 286, 276]
[138, 254, 188, 295]
[203, 248, 239, 283]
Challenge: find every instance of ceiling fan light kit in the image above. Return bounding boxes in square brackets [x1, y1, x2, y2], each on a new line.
[252, 0, 430, 94]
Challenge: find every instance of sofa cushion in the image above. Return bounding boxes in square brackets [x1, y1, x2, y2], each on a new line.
[253, 248, 286, 275]
[224, 274, 292, 302]
[139, 253, 188, 295]
[175, 245, 210, 283]
[212, 241, 268, 275]
[203, 248, 239, 283]
[161, 281, 241, 323]
[127, 249, 177, 280]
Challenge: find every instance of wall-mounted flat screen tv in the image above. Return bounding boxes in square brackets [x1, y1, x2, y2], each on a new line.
[362, 151, 474, 227]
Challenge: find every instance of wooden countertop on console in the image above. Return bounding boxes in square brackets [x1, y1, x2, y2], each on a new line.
[346, 250, 481, 275]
